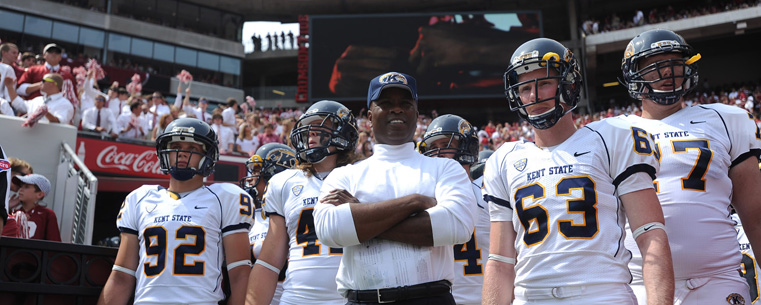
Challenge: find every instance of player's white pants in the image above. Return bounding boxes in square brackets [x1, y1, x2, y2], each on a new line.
[514, 283, 637, 305]
[631, 269, 750, 305]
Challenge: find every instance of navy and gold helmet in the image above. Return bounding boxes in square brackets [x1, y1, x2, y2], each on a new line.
[621, 29, 701, 105]
[239, 143, 297, 198]
[504, 38, 582, 129]
[156, 118, 219, 181]
[418, 114, 479, 165]
[290, 100, 358, 164]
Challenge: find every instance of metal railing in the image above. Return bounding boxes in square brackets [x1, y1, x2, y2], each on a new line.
[58, 143, 99, 245]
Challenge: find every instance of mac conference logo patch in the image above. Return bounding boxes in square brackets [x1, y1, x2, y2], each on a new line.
[513, 158, 527, 172]
[292, 185, 303, 196]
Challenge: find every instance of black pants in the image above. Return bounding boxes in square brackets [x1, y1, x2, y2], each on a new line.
[345, 292, 456, 305]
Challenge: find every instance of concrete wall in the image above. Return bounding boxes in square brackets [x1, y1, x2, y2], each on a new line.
[0, 116, 78, 229]
[3, 1, 243, 58]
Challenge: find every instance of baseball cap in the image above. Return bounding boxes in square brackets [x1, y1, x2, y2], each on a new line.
[367, 72, 418, 107]
[43, 43, 62, 54]
[12, 174, 51, 195]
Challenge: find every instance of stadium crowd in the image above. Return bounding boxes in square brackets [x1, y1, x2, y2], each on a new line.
[582, 0, 761, 35]
[2, 39, 760, 160]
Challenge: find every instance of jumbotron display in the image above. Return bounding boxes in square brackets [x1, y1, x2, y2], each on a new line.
[309, 11, 543, 102]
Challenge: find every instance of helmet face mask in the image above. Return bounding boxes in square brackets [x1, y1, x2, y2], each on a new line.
[240, 155, 264, 197]
[419, 114, 478, 165]
[156, 118, 219, 181]
[621, 29, 700, 105]
[290, 101, 358, 164]
[504, 38, 582, 129]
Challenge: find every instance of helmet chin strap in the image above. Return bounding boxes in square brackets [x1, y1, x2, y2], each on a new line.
[169, 167, 198, 181]
[303, 146, 342, 164]
[168, 155, 204, 181]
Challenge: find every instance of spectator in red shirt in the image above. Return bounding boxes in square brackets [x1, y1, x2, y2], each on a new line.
[257, 123, 282, 145]
[7, 174, 61, 241]
[16, 44, 77, 104]
[484, 120, 496, 136]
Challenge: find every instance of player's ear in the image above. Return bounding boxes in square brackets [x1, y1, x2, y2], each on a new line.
[367, 104, 374, 128]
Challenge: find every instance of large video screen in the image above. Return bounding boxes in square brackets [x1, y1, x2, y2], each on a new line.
[309, 11, 542, 102]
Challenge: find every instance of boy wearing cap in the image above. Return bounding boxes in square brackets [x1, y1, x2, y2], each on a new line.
[9, 173, 61, 241]
[17, 43, 77, 101]
[11, 73, 74, 124]
[314, 72, 477, 304]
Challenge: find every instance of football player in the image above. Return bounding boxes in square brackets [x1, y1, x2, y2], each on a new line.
[241, 143, 298, 305]
[619, 29, 761, 305]
[245, 100, 359, 305]
[98, 118, 254, 305]
[419, 114, 490, 305]
[482, 38, 674, 305]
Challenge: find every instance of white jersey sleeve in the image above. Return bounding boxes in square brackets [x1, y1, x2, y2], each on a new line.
[249, 208, 286, 305]
[483, 141, 519, 222]
[709, 104, 761, 165]
[262, 170, 293, 218]
[213, 183, 256, 236]
[588, 116, 659, 195]
[116, 185, 153, 235]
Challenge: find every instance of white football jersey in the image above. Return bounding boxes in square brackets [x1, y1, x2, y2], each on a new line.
[734, 214, 760, 304]
[249, 207, 285, 304]
[117, 184, 254, 304]
[621, 104, 761, 281]
[452, 179, 491, 305]
[483, 117, 659, 288]
[263, 169, 344, 304]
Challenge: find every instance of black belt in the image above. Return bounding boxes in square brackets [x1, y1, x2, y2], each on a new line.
[346, 280, 452, 303]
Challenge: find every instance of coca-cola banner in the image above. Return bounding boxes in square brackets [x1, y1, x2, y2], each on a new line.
[76, 138, 166, 178]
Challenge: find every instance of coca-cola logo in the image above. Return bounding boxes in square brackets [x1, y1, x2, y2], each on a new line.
[96, 145, 163, 175]
[0, 159, 10, 171]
